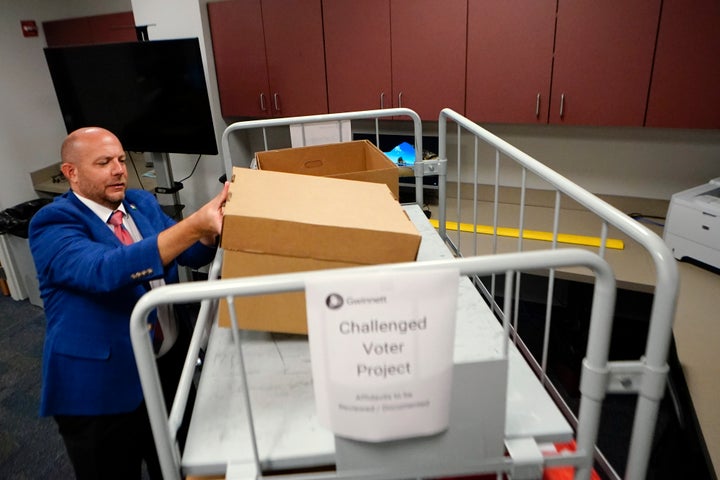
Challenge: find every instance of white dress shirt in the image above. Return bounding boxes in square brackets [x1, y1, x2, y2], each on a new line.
[74, 192, 177, 356]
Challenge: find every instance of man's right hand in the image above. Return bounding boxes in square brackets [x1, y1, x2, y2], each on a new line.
[193, 181, 229, 246]
[157, 182, 230, 265]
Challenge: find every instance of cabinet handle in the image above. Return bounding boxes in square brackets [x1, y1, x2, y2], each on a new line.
[559, 93, 565, 118]
[259, 92, 267, 112]
[380, 92, 385, 109]
[398, 91, 403, 108]
[273, 93, 280, 112]
[535, 93, 541, 118]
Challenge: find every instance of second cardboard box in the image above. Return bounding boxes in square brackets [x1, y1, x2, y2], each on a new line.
[255, 140, 400, 200]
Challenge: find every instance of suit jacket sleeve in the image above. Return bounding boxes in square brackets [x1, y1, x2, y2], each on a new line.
[27, 189, 216, 416]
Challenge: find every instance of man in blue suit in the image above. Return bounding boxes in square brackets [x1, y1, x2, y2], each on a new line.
[29, 127, 229, 479]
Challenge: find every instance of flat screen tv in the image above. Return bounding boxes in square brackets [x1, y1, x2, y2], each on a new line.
[44, 38, 218, 155]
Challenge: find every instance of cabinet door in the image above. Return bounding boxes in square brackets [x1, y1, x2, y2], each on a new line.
[390, 0, 467, 120]
[323, 0, 392, 113]
[88, 12, 136, 44]
[208, 0, 271, 118]
[44, 12, 136, 47]
[550, 0, 661, 126]
[646, 0, 720, 129]
[262, 0, 328, 117]
[44, 17, 93, 47]
[466, 0, 556, 124]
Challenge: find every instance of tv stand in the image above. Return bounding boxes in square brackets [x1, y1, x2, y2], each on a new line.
[150, 152, 184, 221]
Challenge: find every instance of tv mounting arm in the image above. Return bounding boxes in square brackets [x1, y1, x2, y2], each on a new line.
[135, 24, 156, 42]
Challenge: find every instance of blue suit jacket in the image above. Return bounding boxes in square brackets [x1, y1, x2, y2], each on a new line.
[29, 189, 216, 416]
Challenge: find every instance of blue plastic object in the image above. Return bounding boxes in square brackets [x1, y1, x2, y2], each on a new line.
[383, 142, 416, 166]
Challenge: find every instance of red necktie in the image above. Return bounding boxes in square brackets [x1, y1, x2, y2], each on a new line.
[108, 210, 133, 245]
[108, 210, 164, 351]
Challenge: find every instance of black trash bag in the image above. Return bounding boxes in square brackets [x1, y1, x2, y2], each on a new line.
[0, 211, 21, 236]
[1, 198, 53, 238]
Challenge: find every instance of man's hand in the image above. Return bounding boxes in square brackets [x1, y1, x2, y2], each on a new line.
[193, 181, 230, 246]
[157, 182, 230, 265]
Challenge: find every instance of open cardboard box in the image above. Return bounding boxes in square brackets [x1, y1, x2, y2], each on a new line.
[255, 140, 399, 200]
[218, 168, 421, 334]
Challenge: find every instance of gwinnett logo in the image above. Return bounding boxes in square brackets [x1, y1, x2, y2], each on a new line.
[325, 293, 344, 310]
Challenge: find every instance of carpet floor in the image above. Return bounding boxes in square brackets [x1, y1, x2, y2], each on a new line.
[0, 295, 73, 479]
[0, 294, 159, 480]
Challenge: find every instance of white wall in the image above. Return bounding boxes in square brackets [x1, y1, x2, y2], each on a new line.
[0, 0, 131, 210]
[0, 0, 226, 214]
[482, 123, 720, 199]
[1, 0, 719, 213]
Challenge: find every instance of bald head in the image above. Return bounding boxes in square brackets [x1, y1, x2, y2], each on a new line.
[60, 127, 128, 209]
[61, 127, 122, 165]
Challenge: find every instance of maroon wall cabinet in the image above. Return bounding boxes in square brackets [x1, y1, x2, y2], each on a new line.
[208, 0, 271, 118]
[646, 0, 720, 129]
[390, 0, 467, 120]
[323, 0, 466, 121]
[43, 12, 136, 47]
[323, 0, 392, 113]
[208, 0, 327, 118]
[465, 0, 556, 124]
[549, 0, 661, 127]
[209, 0, 711, 129]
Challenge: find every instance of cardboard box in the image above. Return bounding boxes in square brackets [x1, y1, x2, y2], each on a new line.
[255, 140, 399, 200]
[219, 168, 421, 334]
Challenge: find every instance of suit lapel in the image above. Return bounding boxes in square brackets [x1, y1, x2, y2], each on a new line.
[123, 198, 154, 239]
[66, 191, 119, 244]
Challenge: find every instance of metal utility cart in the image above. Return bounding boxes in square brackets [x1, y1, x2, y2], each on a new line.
[131, 108, 678, 480]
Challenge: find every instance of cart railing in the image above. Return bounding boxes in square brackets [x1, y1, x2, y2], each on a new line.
[131, 248, 616, 480]
[436, 108, 679, 480]
[220, 108, 445, 207]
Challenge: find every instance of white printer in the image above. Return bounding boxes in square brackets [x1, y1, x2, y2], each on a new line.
[664, 178, 720, 269]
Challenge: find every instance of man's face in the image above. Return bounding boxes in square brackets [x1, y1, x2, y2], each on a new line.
[62, 130, 128, 210]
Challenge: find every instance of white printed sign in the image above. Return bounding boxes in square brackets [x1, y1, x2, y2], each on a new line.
[305, 268, 459, 442]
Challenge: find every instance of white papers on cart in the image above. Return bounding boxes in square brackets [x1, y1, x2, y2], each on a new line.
[305, 268, 459, 443]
